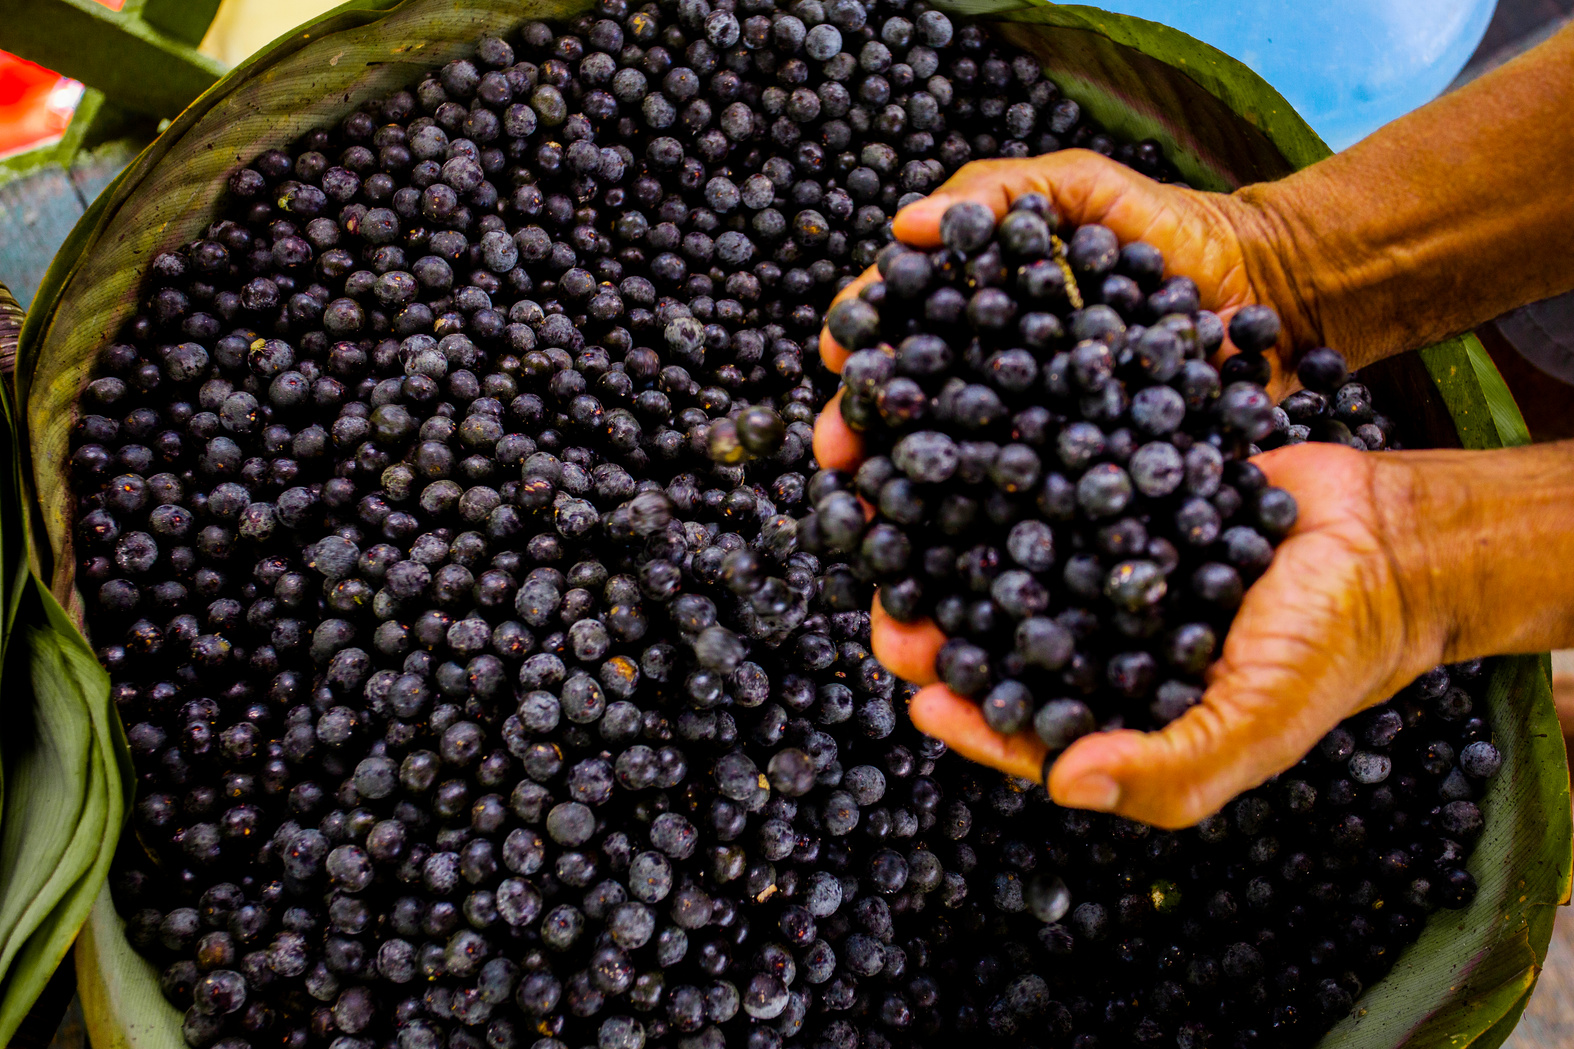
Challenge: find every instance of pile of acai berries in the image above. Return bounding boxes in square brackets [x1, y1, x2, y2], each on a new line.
[66, 2, 1502, 1049]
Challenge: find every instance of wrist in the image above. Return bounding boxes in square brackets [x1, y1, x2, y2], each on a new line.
[1375, 443, 1574, 663]
[1227, 176, 1362, 364]
[1365, 453, 1466, 674]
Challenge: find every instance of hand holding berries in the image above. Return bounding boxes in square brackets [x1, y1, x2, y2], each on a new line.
[831, 417, 1507, 829]
[808, 187, 1443, 828]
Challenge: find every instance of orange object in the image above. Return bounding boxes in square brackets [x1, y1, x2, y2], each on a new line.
[0, 0, 125, 158]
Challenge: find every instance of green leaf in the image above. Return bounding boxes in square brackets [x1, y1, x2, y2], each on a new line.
[75, 885, 183, 1049]
[1419, 335, 1535, 452]
[0, 289, 30, 653]
[0, 580, 120, 1047]
[0, 629, 94, 980]
[138, 0, 226, 47]
[1470, 987, 1537, 1049]
[0, 747, 110, 1043]
[1466, 336, 1534, 450]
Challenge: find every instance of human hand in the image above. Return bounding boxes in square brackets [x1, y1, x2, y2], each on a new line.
[814, 151, 1313, 480]
[889, 442, 1451, 828]
[807, 151, 1435, 827]
[845, 427, 1574, 827]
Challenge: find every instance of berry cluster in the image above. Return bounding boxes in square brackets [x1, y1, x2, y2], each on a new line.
[1228, 304, 1395, 453]
[1269, 345, 1394, 451]
[64, 3, 1498, 1049]
[857, 664, 1499, 1047]
[816, 198, 1306, 744]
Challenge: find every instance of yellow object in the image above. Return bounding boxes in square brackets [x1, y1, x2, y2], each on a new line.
[198, 0, 345, 66]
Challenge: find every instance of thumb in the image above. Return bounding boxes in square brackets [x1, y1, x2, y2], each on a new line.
[1047, 634, 1358, 827]
[811, 388, 866, 473]
[1045, 682, 1320, 830]
[892, 149, 1170, 249]
[818, 264, 880, 373]
[1047, 511, 1410, 827]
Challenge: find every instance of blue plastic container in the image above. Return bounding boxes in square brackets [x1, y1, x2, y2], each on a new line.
[1084, 0, 1497, 149]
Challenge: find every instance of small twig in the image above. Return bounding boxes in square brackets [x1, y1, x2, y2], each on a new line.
[1048, 233, 1084, 311]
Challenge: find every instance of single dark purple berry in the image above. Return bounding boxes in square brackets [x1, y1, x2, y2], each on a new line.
[1297, 346, 1350, 393]
[1228, 305, 1281, 354]
[938, 201, 995, 254]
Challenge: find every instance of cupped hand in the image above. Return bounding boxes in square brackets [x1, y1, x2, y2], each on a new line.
[900, 443, 1441, 828]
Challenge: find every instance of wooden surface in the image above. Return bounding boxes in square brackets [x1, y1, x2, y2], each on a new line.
[0, 166, 90, 311]
[0, 141, 142, 309]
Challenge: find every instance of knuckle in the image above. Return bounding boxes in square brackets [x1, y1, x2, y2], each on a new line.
[979, 158, 1017, 184]
[1175, 697, 1231, 755]
[1129, 775, 1222, 830]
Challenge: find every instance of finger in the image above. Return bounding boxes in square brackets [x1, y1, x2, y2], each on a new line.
[1046, 583, 1326, 828]
[1250, 441, 1371, 519]
[908, 684, 1047, 782]
[892, 150, 1167, 249]
[870, 595, 944, 685]
[1048, 647, 1353, 828]
[812, 389, 866, 473]
[1046, 671, 1332, 829]
[818, 265, 880, 373]
[1049, 523, 1399, 828]
[889, 152, 1262, 330]
[1211, 344, 1297, 403]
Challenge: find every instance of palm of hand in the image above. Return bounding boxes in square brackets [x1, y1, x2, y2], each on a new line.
[1043, 443, 1423, 827]
[882, 444, 1418, 828]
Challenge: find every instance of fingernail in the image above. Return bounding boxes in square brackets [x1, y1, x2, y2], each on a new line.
[1057, 773, 1121, 812]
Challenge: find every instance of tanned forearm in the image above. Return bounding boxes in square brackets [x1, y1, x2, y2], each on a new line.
[1232, 22, 1574, 369]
